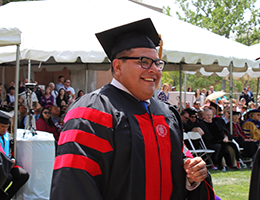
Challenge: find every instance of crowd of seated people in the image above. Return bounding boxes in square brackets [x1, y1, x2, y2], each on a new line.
[157, 84, 260, 171]
[0, 76, 85, 156]
[0, 75, 85, 198]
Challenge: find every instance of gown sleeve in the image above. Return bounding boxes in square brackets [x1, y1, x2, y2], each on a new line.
[50, 93, 115, 200]
[0, 146, 13, 188]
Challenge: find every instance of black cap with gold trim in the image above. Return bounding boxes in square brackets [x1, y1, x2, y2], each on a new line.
[95, 18, 160, 61]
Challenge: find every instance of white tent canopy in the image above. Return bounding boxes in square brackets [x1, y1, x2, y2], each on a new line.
[0, 0, 259, 72]
[249, 43, 260, 72]
[250, 43, 260, 60]
[187, 67, 260, 80]
[0, 27, 21, 47]
[0, 27, 21, 158]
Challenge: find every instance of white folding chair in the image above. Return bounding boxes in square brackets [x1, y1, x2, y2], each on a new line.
[183, 132, 190, 141]
[232, 139, 248, 168]
[186, 131, 215, 167]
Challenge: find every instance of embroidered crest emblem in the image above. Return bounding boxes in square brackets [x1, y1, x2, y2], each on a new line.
[156, 124, 167, 137]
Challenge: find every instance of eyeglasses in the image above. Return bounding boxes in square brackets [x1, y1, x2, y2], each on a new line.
[43, 111, 50, 114]
[190, 116, 196, 118]
[66, 81, 70, 83]
[184, 117, 189, 120]
[118, 56, 166, 71]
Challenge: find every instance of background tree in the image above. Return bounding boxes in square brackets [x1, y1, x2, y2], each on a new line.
[1, 0, 29, 6]
[160, 0, 260, 98]
[175, 0, 259, 39]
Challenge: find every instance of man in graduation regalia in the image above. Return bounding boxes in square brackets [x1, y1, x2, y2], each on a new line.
[50, 18, 215, 200]
[243, 109, 260, 140]
[0, 112, 29, 200]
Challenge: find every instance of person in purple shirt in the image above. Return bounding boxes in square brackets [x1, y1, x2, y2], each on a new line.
[41, 86, 54, 108]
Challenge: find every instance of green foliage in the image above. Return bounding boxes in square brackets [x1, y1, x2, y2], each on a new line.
[163, 6, 172, 16]
[175, 0, 259, 40]
[162, 71, 259, 95]
[161, 71, 180, 88]
[168, 0, 260, 94]
[1, 0, 27, 5]
[162, 71, 223, 91]
[236, 26, 260, 46]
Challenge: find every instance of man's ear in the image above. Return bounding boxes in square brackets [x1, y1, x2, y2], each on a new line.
[112, 59, 122, 76]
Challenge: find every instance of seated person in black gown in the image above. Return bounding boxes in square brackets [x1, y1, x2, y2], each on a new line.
[183, 109, 204, 135]
[182, 109, 205, 150]
[226, 111, 258, 159]
[196, 109, 240, 170]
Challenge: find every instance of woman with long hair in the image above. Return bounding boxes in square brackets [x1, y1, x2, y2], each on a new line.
[193, 89, 204, 106]
[36, 107, 59, 143]
[56, 88, 68, 107]
[187, 87, 193, 92]
[76, 90, 85, 100]
[157, 83, 169, 102]
[41, 86, 54, 108]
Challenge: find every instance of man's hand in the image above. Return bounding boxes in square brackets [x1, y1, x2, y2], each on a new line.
[223, 135, 229, 143]
[184, 157, 207, 184]
[11, 158, 16, 168]
[191, 127, 205, 136]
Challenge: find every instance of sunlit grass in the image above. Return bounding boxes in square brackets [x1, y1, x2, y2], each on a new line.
[210, 168, 252, 200]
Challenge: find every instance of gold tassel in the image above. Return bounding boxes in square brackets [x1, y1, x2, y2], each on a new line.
[158, 34, 163, 59]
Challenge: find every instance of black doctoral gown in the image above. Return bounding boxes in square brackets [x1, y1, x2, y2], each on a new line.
[50, 84, 214, 200]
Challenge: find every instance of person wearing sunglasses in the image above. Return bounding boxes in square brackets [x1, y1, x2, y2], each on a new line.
[50, 19, 214, 200]
[181, 110, 190, 128]
[242, 109, 260, 140]
[191, 100, 202, 112]
[36, 108, 59, 144]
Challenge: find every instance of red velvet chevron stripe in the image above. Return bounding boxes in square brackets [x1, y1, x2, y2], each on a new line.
[135, 113, 172, 200]
[64, 107, 112, 128]
[53, 154, 102, 176]
[58, 129, 113, 153]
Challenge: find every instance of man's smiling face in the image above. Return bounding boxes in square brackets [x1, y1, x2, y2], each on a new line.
[113, 48, 162, 101]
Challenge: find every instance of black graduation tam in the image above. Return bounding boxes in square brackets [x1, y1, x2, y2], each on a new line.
[185, 108, 197, 116]
[248, 109, 260, 114]
[0, 111, 10, 125]
[210, 101, 222, 112]
[233, 111, 240, 116]
[95, 18, 161, 61]
[210, 102, 217, 110]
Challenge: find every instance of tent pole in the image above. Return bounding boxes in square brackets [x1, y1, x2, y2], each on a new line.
[179, 65, 182, 112]
[256, 77, 259, 103]
[1, 66, 5, 107]
[184, 71, 187, 108]
[14, 44, 20, 159]
[229, 62, 233, 135]
[28, 59, 31, 83]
